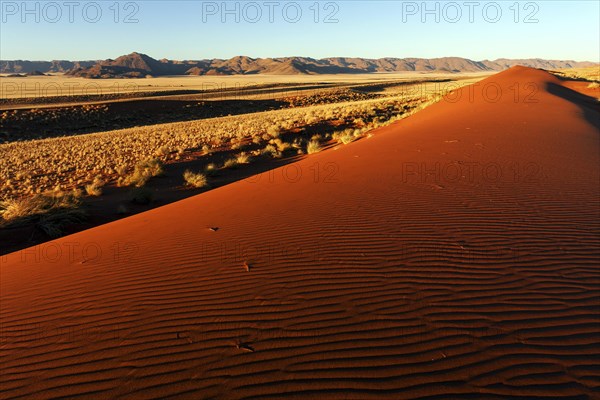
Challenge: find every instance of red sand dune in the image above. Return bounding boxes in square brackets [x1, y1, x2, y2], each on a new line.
[1, 67, 599, 399]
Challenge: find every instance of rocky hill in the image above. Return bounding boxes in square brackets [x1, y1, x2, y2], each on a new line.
[2, 53, 595, 78]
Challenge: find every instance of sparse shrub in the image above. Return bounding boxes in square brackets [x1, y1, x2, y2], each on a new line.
[142, 158, 164, 176]
[0, 191, 79, 222]
[339, 132, 356, 144]
[588, 82, 600, 89]
[262, 144, 282, 158]
[236, 153, 251, 164]
[307, 140, 322, 154]
[0, 191, 86, 237]
[183, 170, 208, 188]
[126, 159, 164, 187]
[272, 138, 292, 153]
[85, 176, 104, 196]
[223, 158, 239, 169]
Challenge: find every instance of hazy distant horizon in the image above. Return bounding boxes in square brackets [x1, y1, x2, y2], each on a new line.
[1, 53, 597, 63]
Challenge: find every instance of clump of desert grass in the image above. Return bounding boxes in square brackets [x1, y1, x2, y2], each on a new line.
[222, 153, 250, 169]
[262, 144, 282, 158]
[306, 140, 322, 154]
[222, 158, 239, 169]
[124, 159, 164, 187]
[587, 82, 600, 89]
[236, 153, 251, 164]
[0, 190, 86, 237]
[85, 176, 104, 196]
[333, 129, 361, 145]
[183, 170, 208, 188]
[270, 138, 293, 154]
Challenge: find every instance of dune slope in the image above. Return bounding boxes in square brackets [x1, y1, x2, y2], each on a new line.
[1, 67, 599, 399]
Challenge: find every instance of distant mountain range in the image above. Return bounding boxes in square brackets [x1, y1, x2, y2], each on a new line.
[1, 52, 596, 78]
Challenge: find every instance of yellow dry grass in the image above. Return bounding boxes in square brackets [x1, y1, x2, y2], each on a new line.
[0, 71, 486, 205]
[0, 87, 466, 199]
[0, 72, 489, 100]
[552, 66, 600, 82]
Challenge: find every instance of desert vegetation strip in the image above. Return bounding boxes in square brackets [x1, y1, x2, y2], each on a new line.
[0, 77, 466, 142]
[0, 92, 448, 199]
[549, 66, 600, 82]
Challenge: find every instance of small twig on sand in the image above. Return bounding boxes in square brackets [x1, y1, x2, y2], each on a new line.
[236, 342, 255, 352]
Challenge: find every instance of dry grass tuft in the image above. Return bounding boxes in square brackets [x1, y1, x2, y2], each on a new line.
[85, 176, 104, 196]
[332, 129, 362, 145]
[0, 191, 86, 237]
[125, 159, 164, 187]
[262, 144, 281, 158]
[223, 158, 239, 169]
[183, 170, 208, 188]
[306, 140, 322, 154]
[236, 153, 251, 164]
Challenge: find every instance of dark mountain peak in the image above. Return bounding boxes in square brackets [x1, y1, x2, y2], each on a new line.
[108, 52, 159, 70]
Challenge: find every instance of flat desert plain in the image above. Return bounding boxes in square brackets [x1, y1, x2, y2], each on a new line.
[0, 71, 491, 102]
[1, 66, 599, 399]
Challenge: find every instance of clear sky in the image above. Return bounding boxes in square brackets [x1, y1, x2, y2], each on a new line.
[1, 0, 598, 61]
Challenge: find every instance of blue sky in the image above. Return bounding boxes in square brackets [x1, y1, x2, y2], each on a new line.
[1, 1, 598, 61]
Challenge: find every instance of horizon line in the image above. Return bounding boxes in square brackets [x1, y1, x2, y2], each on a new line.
[2, 53, 598, 63]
